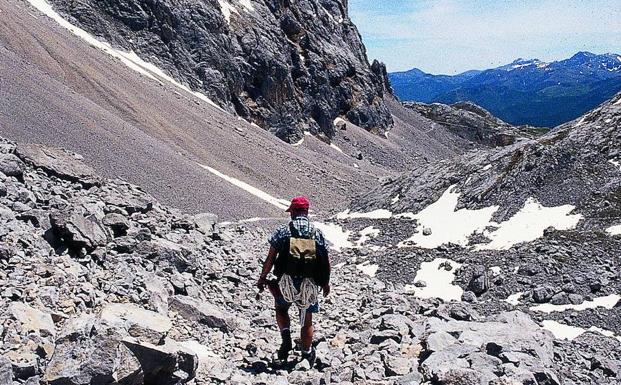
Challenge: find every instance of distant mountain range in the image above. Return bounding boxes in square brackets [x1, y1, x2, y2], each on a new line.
[389, 52, 621, 127]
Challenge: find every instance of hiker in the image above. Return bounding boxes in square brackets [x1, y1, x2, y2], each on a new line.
[256, 196, 331, 364]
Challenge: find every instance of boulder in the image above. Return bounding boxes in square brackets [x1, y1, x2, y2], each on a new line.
[531, 286, 556, 303]
[122, 338, 198, 385]
[192, 213, 218, 235]
[44, 321, 133, 385]
[467, 266, 489, 295]
[0, 154, 25, 180]
[99, 303, 172, 344]
[50, 211, 109, 252]
[9, 302, 56, 338]
[102, 213, 130, 236]
[168, 296, 236, 332]
[15, 144, 100, 186]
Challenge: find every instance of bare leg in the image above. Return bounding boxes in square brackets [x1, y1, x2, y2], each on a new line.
[301, 312, 314, 351]
[275, 307, 290, 331]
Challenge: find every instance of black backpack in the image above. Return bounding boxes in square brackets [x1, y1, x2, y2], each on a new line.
[274, 222, 330, 286]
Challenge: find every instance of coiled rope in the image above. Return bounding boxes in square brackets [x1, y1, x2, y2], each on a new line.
[279, 274, 318, 324]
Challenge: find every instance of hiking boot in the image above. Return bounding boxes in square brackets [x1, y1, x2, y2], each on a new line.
[301, 347, 316, 367]
[277, 329, 292, 360]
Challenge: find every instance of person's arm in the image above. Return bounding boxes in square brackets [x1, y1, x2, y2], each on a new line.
[256, 246, 278, 291]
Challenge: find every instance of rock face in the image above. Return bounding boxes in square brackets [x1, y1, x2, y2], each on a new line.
[403, 101, 543, 147]
[46, 0, 393, 142]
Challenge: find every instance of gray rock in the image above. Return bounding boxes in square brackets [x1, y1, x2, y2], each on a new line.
[15, 144, 100, 186]
[0, 356, 12, 385]
[425, 331, 457, 352]
[193, 213, 218, 235]
[50, 211, 109, 252]
[44, 0, 393, 140]
[0, 154, 25, 180]
[99, 303, 172, 344]
[384, 354, 413, 376]
[467, 266, 489, 295]
[461, 291, 477, 303]
[532, 285, 556, 303]
[9, 302, 56, 338]
[102, 213, 130, 236]
[122, 338, 198, 385]
[168, 296, 236, 332]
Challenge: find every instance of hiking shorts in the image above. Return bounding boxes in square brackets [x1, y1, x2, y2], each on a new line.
[268, 278, 319, 313]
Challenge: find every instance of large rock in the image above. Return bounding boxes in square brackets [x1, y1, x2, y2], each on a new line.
[15, 144, 100, 186]
[9, 302, 56, 338]
[50, 211, 109, 252]
[44, 317, 136, 385]
[168, 296, 236, 332]
[0, 154, 25, 180]
[122, 338, 198, 385]
[99, 303, 172, 344]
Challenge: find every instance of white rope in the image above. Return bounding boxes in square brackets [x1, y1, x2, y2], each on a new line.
[279, 274, 319, 324]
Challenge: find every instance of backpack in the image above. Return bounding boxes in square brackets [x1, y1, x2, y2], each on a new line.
[274, 222, 330, 287]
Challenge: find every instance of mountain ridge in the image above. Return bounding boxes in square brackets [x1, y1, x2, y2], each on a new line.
[389, 52, 621, 127]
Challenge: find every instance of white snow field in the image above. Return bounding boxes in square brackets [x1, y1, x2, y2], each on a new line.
[356, 227, 380, 247]
[397, 186, 499, 249]
[313, 222, 353, 251]
[542, 320, 621, 342]
[476, 198, 583, 250]
[404, 258, 463, 301]
[388, 186, 582, 250]
[531, 294, 621, 313]
[607, 224, 621, 236]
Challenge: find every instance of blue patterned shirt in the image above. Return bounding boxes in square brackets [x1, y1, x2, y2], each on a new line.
[268, 216, 327, 251]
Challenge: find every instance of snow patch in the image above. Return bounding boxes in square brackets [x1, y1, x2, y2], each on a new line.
[27, 0, 221, 110]
[391, 195, 400, 204]
[531, 294, 620, 313]
[609, 159, 621, 171]
[542, 320, 621, 342]
[356, 262, 379, 277]
[291, 138, 304, 147]
[397, 186, 499, 249]
[476, 198, 582, 250]
[330, 143, 344, 154]
[196, 163, 289, 210]
[505, 292, 524, 306]
[238, 0, 254, 11]
[607, 224, 621, 236]
[483, 164, 492, 171]
[356, 226, 380, 247]
[313, 222, 352, 251]
[404, 258, 463, 302]
[333, 117, 346, 126]
[336, 209, 393, 220]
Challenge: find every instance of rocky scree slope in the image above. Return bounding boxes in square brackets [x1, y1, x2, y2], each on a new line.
[402, 101, 545, 148]
[45, 0, 393, 142]
[323, 92, 621, 383]
[0, 135, 593, 385]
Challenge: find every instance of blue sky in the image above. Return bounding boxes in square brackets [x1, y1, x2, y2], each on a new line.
[349, 0, 621, 75]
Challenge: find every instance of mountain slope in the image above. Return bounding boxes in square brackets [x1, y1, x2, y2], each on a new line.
[42, 0, 393, 142]
[390, 52, 621, 127]
[0, 0, 463, 220]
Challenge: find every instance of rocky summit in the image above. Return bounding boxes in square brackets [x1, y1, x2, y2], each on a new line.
[44, 0, 393, 142]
